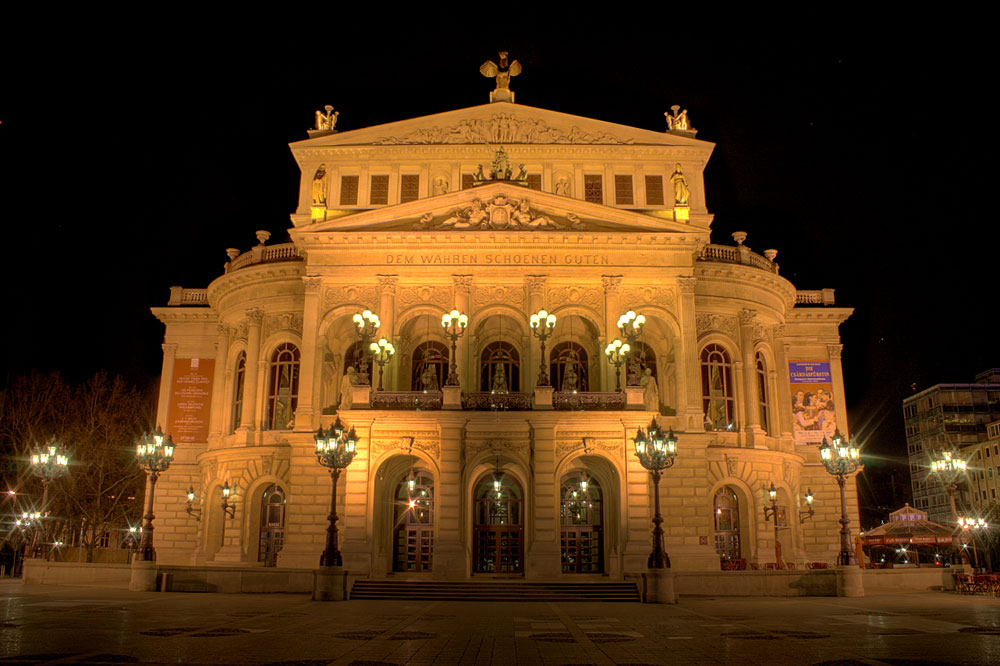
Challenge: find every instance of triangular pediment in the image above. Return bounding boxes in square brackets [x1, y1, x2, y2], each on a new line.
[293, 102, 713, 149]
[294, 182, 703, 235]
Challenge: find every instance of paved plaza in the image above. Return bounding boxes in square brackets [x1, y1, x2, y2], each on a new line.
[2, 581, 1000, 665]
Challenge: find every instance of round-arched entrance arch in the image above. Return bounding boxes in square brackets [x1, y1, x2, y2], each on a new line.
[393, 472, 434, 572]
[560, 474, 603, 573]
[258, 484, 286, 567]
[713, 486, 742, 560]
[473, 474, 524, 574]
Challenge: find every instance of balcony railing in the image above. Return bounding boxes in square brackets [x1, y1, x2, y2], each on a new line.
[795, 289, 836, 306]
[227, 243, 304, 273]
[553, 391, 626, 411]
[167, 287, 209, 306]
[699, 244, 779, 274]
[461, 392, 533, 411]
[370, 391, 443, 410]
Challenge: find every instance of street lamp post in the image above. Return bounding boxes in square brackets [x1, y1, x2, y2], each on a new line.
[762, 482, 785, 569]
[957, 516, 988, 570]
[928, 449, 969, 565]
[529, 309, 557, 387]
[819, 429, 862, 566]
[617, 310, 646, 386]
[352, 309, 381, 386]
[28, 438, 69, 557]
[315, 417, 358, 567]
[441, 310, 468, 387]
[134, 428, 175, 562]
[632, 419, 678, 568]
[370, 337, 396, 391]
[604, 339, 631, 392]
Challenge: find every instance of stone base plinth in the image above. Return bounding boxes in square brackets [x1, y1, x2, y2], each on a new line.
[836, 564, 865, 597]
[533, 386, 554, 410]
[644, 568, 677, 604]
[129, 559, 158, 592]
[313, 566, 347, 601]
[350, 385, 371, 408]
[625, 386, 644, 410]
[442, 386, 462, 410]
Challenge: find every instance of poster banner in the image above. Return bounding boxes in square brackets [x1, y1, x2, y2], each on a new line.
[789, 361, 835, 444]
[167, 358, 214, 443]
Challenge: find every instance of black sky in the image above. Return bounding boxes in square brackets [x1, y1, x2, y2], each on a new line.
[1, 23, 994, 522]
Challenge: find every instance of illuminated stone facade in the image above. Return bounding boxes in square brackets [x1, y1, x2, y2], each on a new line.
[150, 94, 856, 579]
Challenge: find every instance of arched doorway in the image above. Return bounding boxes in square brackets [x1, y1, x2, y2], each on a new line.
[560, 473, 603, 573]
[393, 472, 434, 572]
[713, 486, 741, 561]
[258, 484, 286, 567]
[473, 474, 524, 574]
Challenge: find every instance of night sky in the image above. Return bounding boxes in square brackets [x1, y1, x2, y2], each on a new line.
[1, 25, 993, 523]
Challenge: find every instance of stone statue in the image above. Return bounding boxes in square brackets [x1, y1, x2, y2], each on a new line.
[338, 366, 359, 410]
[421, 365, 439, 391]
[665, 105, 695, 133]
[432, 176, 450, 196]
[561, 364, 579, 392]
[670, 163, 690, 206]
[474, 164, 486, 182]
[641, 368, 659, 412]
[627, 356, 641, 386]
[491, 363, 508, 393]
[311, 164, 328, 206]
[515, 164, 527, 182]
[491, 147, 512, 181]
[555, 177, 572, 197]
[480, 51, 522, 92]
[315, 105, 339, 131]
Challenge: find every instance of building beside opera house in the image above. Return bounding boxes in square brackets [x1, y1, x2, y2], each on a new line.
[150, 65, 856, 582]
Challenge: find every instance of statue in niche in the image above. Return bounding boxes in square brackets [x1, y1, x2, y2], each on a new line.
[641, 368, 659, 412]
[421, 365, 439, 391]
[315, 105, 339, 131]
[311, 164, 328, 206]
[554, 177, 572, 197]
[491, 363, 508, 393]
[561, 364, 579, 392]
[338, 366, 359, 410]
[432, 176, 450, 196]
[480, 51, 522, 92]
[670, 163, 690, 206]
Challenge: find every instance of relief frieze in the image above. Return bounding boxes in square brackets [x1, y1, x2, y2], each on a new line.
[262, 312, 303, 340]
[622, 286, 675, 309]
[696, 313, 738, 337]
[412, 193, 586, 232]
[547, 286, 603, 311]
[324, 285, 379, 308]
[372, 114, 633, 146]
[471, 284, 525, 310]
[397, 285, 453, 309]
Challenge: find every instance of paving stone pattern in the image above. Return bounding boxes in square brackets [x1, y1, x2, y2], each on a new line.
[1, 580, 999, 665]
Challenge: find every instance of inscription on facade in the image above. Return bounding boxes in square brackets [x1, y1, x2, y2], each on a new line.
[385, 253, 610, 266]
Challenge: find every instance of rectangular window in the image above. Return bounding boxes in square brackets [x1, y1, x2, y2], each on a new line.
[462, 173, 475, 190]
[987, 448, 992, 458]
[370, 175, 389, 205]
[400, 175, 420, 203]
[645, 175, 665, 206]
[339, 175, 359, 206]
[526, 174, 542, 191]
[614, 175, 634, 205]
[584, 175, 603, 203]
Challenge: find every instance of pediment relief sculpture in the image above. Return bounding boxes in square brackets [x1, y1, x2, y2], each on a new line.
[413, 194, 587, 231]
[372, 113, 633, 145]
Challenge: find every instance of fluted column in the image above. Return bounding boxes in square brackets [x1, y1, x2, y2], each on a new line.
[676, 277, 703, 430]
[453, 275, 473, 386]
[208, 324, 231, 437]
[827, 344, 849, 435]
[773, 325, 794, 438]
[156, 342, 178, 429]
[739, 309, 762, 438]
[295, 277, 322, 431]
[601, 276, 623, 392]
[525, 275, 547, 392]
[239, 308, 264, 431]
[377, 275, 398, 389]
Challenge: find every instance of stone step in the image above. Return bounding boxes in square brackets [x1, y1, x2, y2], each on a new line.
[350, 580, 641, 602]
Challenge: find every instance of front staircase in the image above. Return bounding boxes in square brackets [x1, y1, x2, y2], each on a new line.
[350, 580, 641, 602]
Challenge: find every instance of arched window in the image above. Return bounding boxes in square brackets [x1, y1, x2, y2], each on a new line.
[266, 343, 299, 430]
[756, 351, 770, 434]
[701, 344, 735, 431]
[714, 486, 741, 560]
[630, 340, 657, 384]
[560, 474, 603, 573]
[258, 484, 286, 567]
[393, 472, 434, 572]
[410, 341, 449, 391]
[343, 341, 373, 382]
[551, 341, 589, 392]
[231, 351, 246, 432]
[480, 341, 520, 392]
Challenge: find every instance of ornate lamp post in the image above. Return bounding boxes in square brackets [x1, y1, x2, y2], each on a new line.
[441, 310, 468, 387]
[28, 437, 69, 557]
[134, 427, 175, 562]
[819, 429, 862, 566]
[529, 309, 557, 386]
[617, 310, 646, 386]
[799, 488, 815, 523]
[315, 417, 358, 567]
[762, 482, 785, 569]
[957, 516, 988, 570]
[929, 449, 967, 522]
[632, 419, 678, 568]
[369, 337, 396, 391]
[604, 339, 631, 392]
[352, 309, 381, 385]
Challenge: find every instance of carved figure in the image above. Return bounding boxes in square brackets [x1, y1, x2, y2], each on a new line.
[474, 164, 485, 182]
[315, 105, 339, 131]
[627, 357, 641, 386]
[311, 164, 328, 206]
[665, 105, 694, 132]
[421, 365, 439, 391]
[515, 164, 527, 182]
[491, 147, 512, 180]
[491, 364, 508, 393]
[338, 366, 358, 410]
[670, 163, 690, 206]
[555, 177, 572, 196]
[480, 51, 522, 91]
[641, 368, 659, 412]
[432, 177, 449, 196]
[561, 364, 579, 392]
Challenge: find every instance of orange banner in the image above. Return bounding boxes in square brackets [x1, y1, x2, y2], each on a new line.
[167, 358, 214, 443]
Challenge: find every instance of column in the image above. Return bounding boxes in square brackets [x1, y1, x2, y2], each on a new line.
[433, 421, 466, 579]
[602, 276, 623, 392]
[239, 308, 264, 431]
[377, 275, 398, 389]
[453, 275, 473, 387]
[773, 325, 794, 439]
[827, 344, 849, 435]
[208, 325, 231, 438]
[525, 275, 548, 392]
[156, 342, 178, 429]
[295, 277, 322, 432]
[676, 277, 703, 430]
[739, 309, 763, 446]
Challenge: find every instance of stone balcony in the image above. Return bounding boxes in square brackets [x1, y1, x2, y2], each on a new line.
[225, 242, 304, 273]
[362, 389, 630, 411]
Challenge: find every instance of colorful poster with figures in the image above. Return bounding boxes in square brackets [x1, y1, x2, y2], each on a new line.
[167, 358, 214, 443]
[789, 361, 835, 444]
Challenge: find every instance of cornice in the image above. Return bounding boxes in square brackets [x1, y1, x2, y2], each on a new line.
[150, 307, 218, 324]
[694, 263, 798, 309]
[786, 307, 854, 324]
[298, 230, 709, 249]
[293, 144, 712, 161]
[206, 263, 306, 307]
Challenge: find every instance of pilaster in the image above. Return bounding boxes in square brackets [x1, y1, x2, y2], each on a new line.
[453, 275, 473, 388]
[676, 277, 703, 430]
[525, 275, 547, 392]
[433, 422, 466, 579]
[827, 344, 849, 435]
[526, 424, 560, 579]
[773, 325, 794, 438]
[295, 277, 323, 431]
[377, 275, 398, 389]
[602, 275, 623, 392]
[208, 325, 231, 438]
[157, 342, 178, 429]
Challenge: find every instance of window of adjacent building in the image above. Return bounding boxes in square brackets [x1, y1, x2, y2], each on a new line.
[526, 174, 542, 191]
[701, 344, 735, 431]
[339, 175, 359, 206]
[411, 341, 449, 391]
[614, 175, 634, 205]
[231, 351, 246, 432]
[400, 174, 420, 203]
[265, 343, 299, 430]
[370, 175, 390, 205]
[756, 352, 770, 434]
[995, 445, 999, 455]
[550, 341, 589, 392]
[993, 489, 997, 499]
[584, 174, 603, 203]
[645, 175, 665, 206]
[987, 448, 992, 458]
[990, 467, 994, 478]
[461, 173, 475, 190]
[480, 341, 520, 393]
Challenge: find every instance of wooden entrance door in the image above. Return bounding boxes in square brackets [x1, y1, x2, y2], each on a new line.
[257, 484, 286, 567]
[393, 472, 434, 572]
[473, 474, 524, 574]
[560, 474, 603, 573]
